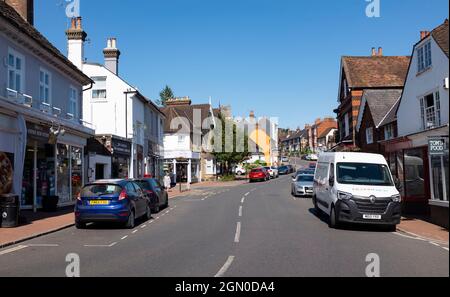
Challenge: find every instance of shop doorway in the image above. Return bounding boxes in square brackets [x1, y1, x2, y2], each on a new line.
[22, 141, 55, 210]
[96, 164, 105, 180]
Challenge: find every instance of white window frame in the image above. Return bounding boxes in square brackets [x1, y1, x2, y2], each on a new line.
[384, 124, 394, 140]
[417, 41, 432, 73]
[366, 127, 374, 144]
[420, 90, 441, 131]
[39, 68, 52, 105]
[7, 48, 25, 93]
[69, 86, 78, 119]
[91, 76, 107, 100]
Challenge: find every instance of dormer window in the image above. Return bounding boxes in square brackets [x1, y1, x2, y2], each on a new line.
[417, 41, 432, 73]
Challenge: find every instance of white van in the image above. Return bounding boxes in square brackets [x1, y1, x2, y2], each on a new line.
[313, 152, 401, 230]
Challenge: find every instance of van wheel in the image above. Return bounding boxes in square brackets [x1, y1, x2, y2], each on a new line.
[329, 205, 341, 229]
[313, 196, 321, 214]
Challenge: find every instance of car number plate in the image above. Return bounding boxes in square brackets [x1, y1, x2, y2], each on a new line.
[363, 214, 382, 220]
[89, 200, 109, 205]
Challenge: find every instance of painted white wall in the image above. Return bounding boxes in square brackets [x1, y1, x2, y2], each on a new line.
[397, 36, 449, 137]
[163, 133, 191, 154]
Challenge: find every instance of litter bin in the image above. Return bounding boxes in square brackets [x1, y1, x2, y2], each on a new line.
[0, 194, 20, 228]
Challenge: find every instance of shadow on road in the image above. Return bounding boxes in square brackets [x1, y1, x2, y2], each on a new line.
[308, 208, 394, 233]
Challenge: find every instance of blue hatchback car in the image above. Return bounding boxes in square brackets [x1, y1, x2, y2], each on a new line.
[75, 179, 152, 229]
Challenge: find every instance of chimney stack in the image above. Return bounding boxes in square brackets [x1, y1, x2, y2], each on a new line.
[66, 17, 87, 70]
[371, 47, 376, 56]
[420, 31, 430, 40]
[377, 47, 383, 56]
[5, 0, 34, 25]
[103, 38, 121, 75]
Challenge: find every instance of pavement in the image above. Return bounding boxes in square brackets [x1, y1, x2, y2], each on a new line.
[0, 168, 448, 277]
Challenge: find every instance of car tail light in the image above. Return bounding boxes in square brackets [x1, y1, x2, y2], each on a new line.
[119, 189, 128, 201]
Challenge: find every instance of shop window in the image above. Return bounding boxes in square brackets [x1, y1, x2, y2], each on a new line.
[431, 139, 449, 202]
[71, 146, 83, 200]
[57, 144, 71, 204]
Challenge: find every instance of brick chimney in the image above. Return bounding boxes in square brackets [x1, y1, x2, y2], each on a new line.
[103, 38, 121, 75]
[66, 17, 87, 70]
[377, 47, 383, 56]
[5, 0, 34, 25]
[420, 31, 430, 40]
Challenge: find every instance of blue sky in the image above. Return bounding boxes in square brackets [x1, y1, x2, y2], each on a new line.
[35, 0, 448, 129]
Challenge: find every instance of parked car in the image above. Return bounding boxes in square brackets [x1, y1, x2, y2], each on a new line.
[281, 156, 289, 163]
[291, 174, 314, 197]
[292, 169, 315, 180]
[308, 162, 317, 170]
[286, 165, 295, 173]
[235, 165, 246, 176]
[75, 179, 151, 229]
[249, 168, 270, 182]
[313, 152, 401, 231]
[278, 166, 290, 175]
[264, 166, 279, 179]
[134, 178, 169, 213]
[305, 154, 318, 161]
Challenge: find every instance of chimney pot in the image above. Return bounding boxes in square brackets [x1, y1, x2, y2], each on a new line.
[371, 47, 376, 56]
[378, 47, 383, 56]
[420, 31, 430, 40]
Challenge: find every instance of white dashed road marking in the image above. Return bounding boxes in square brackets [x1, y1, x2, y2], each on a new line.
[241, 197, 245, 204]
[0, 245, 28, 256]
[239, 206, 243, 217]
[121, 236, 128, 240]
[234, 222, 241, 243]
[215, 256, 235, 278]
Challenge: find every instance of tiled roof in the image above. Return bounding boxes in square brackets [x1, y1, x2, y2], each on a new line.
[318, 127, 336, 139]
[162, 104, 213, 133]
[362, 89, 402, 128]
[378, 96, 401, 127]
[0, 1, 91, 84]
[342, 56, 410, 88]
[431, 19, 449, 57]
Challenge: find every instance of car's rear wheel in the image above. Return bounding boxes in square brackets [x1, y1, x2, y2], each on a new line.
[164, 194, 169, 208]
[75, 221, 86, 229]
[145, 204, 152, 221]
[153, 199, 160, 214]
[126, 210, 135, 229]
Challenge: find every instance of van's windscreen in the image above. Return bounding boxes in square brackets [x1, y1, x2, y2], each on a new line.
[336, 163, 393, 186]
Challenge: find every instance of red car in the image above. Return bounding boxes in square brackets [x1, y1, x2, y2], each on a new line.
[249, 168, 270, 183]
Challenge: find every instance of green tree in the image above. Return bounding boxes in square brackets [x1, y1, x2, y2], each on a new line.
[158, 85, 174, 106]
[212, 113, 251, 175]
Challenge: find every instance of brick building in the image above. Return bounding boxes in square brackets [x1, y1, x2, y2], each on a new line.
[334, 48, 410, 150]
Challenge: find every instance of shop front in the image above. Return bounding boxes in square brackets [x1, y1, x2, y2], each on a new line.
[145, 141, 163, 180]
[163, 151, 201, 185]
[21, 122, 87, 209]
[108, 137, 131, 179]
[383, 126, 449, 228]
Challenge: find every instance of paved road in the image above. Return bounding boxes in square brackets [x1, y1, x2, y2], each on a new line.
[0, 169, 448, 277]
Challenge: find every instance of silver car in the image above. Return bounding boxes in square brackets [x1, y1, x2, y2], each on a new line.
[291, 174, 314, 197]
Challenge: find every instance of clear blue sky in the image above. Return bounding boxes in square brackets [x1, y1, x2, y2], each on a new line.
[35, 0, 448, 129]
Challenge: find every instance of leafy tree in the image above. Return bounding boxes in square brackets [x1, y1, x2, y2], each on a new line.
[158, 85, 174, 106]
[212, 113, 251, 175]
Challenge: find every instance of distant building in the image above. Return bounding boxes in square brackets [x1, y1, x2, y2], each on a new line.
[162, 97, 217, 183]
